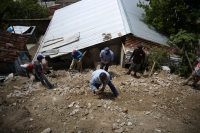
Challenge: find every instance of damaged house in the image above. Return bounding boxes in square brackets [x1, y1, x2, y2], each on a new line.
[34, 0, 177, 70]
[0, 30, 30, 75]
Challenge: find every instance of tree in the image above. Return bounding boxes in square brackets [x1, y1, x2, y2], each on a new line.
[167, 29, 199, 77]
[0, 0, 49, 29]
[137, 0, 200, 34]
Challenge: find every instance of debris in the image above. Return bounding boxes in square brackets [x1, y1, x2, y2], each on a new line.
[127, 122, 132, 126]
[133, 116, 137, 121]
[155, 129, 162, 132]
[68, 102, 76, 108]
[114, 128, 124, 133]
[122, 107, 128, 113]
[41, 128, 51, 133]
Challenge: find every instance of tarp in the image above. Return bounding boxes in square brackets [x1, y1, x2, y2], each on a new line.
[6, 26, 31, 34]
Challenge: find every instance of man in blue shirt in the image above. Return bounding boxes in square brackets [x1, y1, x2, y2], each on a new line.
[69, 50, 83, 71]
[90, 69, 120, 98]
[34, 55, 54, 89]
[100, 47, 114, 71]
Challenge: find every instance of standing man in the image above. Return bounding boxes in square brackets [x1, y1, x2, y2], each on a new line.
[34, 55, 54, 89]
[126, 44, 145, 77]
[42, 55, 53, 74]
[100, 47, 114, 71]
[90, 69, 120, 98]
[69, 50, 82, 71]
[181, 57, 200, 88]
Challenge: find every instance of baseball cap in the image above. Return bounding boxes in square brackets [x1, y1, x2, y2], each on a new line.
[104, 47, 110, 53]
[137, 44, 143, 49]
[37, 55, 44, 60]
[72, 50, 76, 55]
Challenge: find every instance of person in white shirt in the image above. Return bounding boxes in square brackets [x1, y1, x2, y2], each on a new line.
[181, 57, 200, 88]
[90, 69, 120, 99]
[42, 55, 52, 74]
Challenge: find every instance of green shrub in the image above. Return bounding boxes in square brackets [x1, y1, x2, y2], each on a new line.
[146, 46, 169, 71]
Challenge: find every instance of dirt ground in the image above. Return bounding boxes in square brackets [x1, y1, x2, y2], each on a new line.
[0, 66, 200, 133]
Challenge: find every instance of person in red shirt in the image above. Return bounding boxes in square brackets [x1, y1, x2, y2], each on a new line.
[126, 44, 145, 77]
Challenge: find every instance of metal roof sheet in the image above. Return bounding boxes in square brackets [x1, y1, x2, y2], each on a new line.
[35, 0, 129, 59]
[35, 0, 169, 59]
[119, 0, 169, 46]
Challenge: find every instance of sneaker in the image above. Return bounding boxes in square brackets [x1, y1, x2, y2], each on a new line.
[133, 73, 137, 77]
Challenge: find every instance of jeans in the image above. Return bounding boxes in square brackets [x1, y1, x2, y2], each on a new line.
[39, 73, 53, 89]
[100, 62, 109, 71]
[91, 81, 119, 96]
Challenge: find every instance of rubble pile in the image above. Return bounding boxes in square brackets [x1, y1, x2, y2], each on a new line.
[0, 66, 200, 133]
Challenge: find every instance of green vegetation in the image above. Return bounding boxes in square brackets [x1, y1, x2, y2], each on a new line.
[0, 0, 49, 29]
[138, 0, 200, 77]
[146, 46, 169, 71]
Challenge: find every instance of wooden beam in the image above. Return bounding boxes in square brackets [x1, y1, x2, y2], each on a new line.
[149, 60, 156, 78]
[118, 32, 126, 54]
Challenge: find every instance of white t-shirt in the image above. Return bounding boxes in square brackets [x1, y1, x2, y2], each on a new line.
[41, 59, 48, 71]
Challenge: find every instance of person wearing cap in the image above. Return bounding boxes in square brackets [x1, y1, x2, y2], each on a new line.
[69, 50, 83, 71]
[99, 47, 114, 71]
[42, 55, 53, 74]
[90, 69, 121, 99]
[34, 55, 54, 89]
[126, 44, 145, 77]
[181, 57, 200, 88]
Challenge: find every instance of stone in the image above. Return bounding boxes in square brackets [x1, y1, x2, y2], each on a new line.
[13, 103, 17, 106]
[68, 102, 75, 108]
[70, 109, 80, 116]
[77, 131, 83, 133]
[122, 107, 128, 113]
[120, 122, 125, 127]
[127, 122, 132, 126]
[113, 123, 119, 130]
[155, 129, 162, 132]
[41, 128, 51, 133]
[114, 128, 124, 133]
[13, 86, 21, 90]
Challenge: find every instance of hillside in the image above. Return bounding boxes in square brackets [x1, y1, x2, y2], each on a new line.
[0, 66, 200, 133]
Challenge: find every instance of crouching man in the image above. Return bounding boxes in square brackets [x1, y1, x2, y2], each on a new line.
[181, 57, 200, 88]
[90, 69, 121, 99]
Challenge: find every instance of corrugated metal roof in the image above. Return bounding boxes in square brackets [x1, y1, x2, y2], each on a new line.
[35, 0, 169, 59]
[35, 0, 129, 59]
[119, 0, 169, 46]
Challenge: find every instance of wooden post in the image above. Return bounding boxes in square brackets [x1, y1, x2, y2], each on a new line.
[185, 52, 193, 71]
[149, 60, 155, 78]
[118, 33, 126, 54]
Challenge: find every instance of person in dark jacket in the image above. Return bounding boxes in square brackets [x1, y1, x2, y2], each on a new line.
[126, 44, 145, 77]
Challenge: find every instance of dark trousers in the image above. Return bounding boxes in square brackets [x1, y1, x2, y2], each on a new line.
[100, 62, 109, 71]
[93, 81, 119, 96]
[39, 73, 53, 89]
